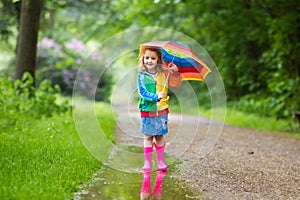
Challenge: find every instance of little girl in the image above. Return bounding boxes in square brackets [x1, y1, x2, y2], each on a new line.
[136, 45, 177, 171]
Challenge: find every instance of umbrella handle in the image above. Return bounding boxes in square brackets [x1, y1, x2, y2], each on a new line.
[163, 71, 170, 90]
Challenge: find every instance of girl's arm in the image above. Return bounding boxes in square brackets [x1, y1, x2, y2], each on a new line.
[137, 73, 159, 102]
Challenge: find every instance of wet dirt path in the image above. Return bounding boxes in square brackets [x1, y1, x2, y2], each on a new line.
[114, 104, 300, 199]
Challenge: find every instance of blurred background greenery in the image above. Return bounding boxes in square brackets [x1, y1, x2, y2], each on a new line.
[1, 0, 299, 122]
[1, 0, 300, 139]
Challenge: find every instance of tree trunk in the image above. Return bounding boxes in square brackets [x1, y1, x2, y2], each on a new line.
[15, 0, 43, 81]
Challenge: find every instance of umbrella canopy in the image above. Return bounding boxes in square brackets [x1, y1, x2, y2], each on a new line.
[141, 40, 211, 81]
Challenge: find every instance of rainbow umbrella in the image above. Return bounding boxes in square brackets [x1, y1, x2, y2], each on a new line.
[141, 40, 211, 82]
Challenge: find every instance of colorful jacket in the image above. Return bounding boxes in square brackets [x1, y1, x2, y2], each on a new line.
[137, 71, 168, 114]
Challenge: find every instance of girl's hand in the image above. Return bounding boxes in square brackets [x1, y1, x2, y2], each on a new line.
[168, 62, 178, 72]
[162, 62, 178, 74]
[158, 92, 165, 100]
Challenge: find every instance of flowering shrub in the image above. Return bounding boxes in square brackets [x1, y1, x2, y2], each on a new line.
[37, 37, 112, 101]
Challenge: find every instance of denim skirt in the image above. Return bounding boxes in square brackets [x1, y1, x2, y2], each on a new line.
[140, 114, 168, 136]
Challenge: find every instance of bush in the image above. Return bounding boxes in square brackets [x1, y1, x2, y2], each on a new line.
[0, 72, 70, 130]
[233, 92, 300, 119]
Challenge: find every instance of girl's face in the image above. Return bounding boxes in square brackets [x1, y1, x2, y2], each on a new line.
[143, 50, 159, 73]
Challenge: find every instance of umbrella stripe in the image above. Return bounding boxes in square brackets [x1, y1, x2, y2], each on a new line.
[165, 44, 191, 54]
[164, 46, 193, 58]
[164, 44, 192, 55]
[163, 50, 200, 66]
[164, 62, 202, 72]
[162, 49, 188, 60]
[164, 63, 210, 81]
[199, 66, 211, 79]
[179, 67, 202, 73]
[143, 40, 188, 49]
[162, 49, 209, 71]
[162, 48, 192, 59]
[181, 73, 204, 81]
[165, 40, 192, 51]
[163, 56, 203, 68]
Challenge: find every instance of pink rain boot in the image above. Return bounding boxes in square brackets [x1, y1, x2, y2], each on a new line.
[154, 143, 168, 171]
[140, 171, 151, 199]
[152, 171, 167, 199]
[142, 146, 153, 171]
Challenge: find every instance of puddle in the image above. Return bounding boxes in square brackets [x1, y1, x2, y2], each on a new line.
[75, 145, 202, 199]
[75, 167, 201, 200]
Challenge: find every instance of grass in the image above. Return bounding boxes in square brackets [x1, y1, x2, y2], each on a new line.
[201, 107, 293, 132]
[0, 101, 116, 200]
[170, 103, 300, 136]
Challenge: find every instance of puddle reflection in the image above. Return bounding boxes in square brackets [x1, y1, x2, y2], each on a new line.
[75, 166, 201, 200]
[140, 171, 167, 200]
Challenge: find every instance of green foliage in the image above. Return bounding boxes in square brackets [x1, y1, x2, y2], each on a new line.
[0, 0, 18, 40]
[2, 0, 299, 121]
[0, 72, 70, 130]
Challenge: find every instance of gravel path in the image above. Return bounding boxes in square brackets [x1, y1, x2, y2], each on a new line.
[114, 104, 300, 200]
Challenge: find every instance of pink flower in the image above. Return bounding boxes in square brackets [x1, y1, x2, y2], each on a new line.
[65, 38, 86, 53]
[40, 37, 61, 52]
[76, 59, 82, 64]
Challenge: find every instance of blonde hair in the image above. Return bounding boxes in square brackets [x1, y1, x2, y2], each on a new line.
[137, 46, 164, 72]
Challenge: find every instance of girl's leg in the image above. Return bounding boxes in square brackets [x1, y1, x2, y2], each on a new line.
[144, 135, 154, 147]
[154, 135, 167, 171]
[142, 135, 153, 171]
[154, 135, 165, 146]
